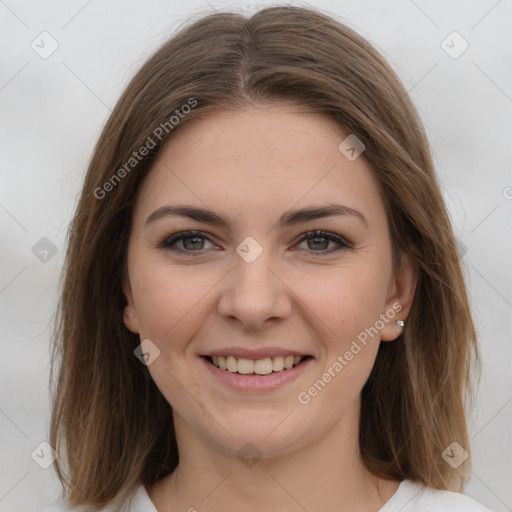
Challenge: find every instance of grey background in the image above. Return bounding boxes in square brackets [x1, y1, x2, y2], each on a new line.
[1, 0, 511, 511]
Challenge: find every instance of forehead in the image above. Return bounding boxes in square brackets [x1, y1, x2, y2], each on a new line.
[134, 105, 386, 231]
[156, 105, 351, 176]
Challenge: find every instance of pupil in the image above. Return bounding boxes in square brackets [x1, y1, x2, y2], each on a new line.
[309, 236, 328, 250]
[184, 236, 203, 250]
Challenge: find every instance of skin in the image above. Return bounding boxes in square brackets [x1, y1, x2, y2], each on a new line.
[123, 104, 417, 512]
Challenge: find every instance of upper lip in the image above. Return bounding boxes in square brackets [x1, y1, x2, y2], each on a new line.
[201, 347, 311, 359]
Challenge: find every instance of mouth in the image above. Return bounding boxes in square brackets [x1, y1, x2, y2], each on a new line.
[201, 354, 312, 375]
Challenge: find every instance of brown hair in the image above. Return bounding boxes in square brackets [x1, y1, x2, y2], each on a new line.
[49, 4, 479, 508]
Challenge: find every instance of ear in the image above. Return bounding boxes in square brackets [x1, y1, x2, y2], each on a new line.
[122, 277, 140, 334]
[380, 253, 418, 342]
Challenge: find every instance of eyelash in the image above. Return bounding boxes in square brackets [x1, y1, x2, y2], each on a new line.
[158, 230, 352, 257]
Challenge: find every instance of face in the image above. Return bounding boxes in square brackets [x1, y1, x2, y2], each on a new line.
[123, 104, 416, 458]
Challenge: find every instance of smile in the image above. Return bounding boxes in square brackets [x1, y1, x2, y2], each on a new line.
[204, 355, 309, 375]
[201, 353, 314, 392]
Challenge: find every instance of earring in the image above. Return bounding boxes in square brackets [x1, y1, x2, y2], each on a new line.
[127, 312, 136, 318]
[395, 319, 404, 334]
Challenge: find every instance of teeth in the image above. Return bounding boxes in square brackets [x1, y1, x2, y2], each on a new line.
[227, 356, 237, 372]
[238, 358, 254, 374]
[209, 354, 305, 374]
[254, 358, 273, 375]
[272, 356, 285, 372]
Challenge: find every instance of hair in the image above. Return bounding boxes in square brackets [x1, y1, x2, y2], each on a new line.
[49, 4, 479, 509]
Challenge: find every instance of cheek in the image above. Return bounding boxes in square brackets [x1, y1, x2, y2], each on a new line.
[293, 265, 390, 342]
[131, 259, 219, 341]
[294, 272, 387, 413]
[129, 263, 216, 408]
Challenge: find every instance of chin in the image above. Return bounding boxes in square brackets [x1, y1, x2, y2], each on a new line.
[199, 408, 316, 460]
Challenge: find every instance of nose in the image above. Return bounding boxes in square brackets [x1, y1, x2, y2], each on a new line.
[216, 243, 292, 331]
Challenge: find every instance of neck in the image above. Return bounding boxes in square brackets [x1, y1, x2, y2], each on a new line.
[148, 403, 399, 512]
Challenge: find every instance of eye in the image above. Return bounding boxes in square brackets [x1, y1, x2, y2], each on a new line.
[159, 231, 216, 257]
[159, 229, 351, 257]
[294, 230, 352, 254]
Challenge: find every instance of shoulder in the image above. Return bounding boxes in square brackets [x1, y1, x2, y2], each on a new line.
[38, 501, 100, 512]
[382, 479, 495, 512]
[38, 502, 96, 512]
[38, 484, 155, 512]
[419, 487, 495, 512]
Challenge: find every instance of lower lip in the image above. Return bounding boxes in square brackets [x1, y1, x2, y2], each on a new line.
[201, 356, 313, 393]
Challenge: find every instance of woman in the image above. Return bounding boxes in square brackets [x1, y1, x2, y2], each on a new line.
[40, 5, 493, 511]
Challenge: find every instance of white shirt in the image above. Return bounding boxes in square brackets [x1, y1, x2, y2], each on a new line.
[39, 479, 494, 511]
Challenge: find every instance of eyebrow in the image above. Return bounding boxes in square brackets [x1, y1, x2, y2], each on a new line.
[145, 203, 369, 230]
